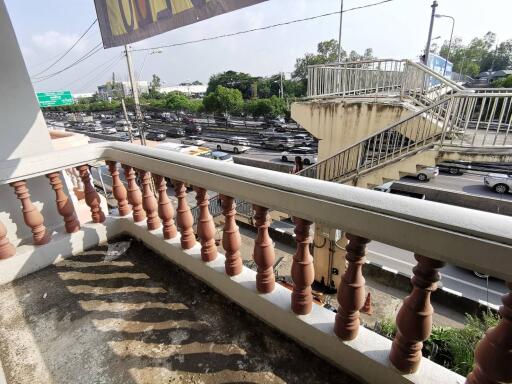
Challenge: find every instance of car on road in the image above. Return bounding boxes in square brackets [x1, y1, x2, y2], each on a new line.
[438, 161, 471, 175]
[102, 127, 117, 134]
[293, 134, 314, 147]
[88, 125, 103, 132]
[263, 136, 295, 150]
[484, 173, 512, 194]
[415, 166, 439, 181]
[165, 127, 185, 138]
[281, 147, 318, 166]
[115, 120, 130, 132]
[210, 151, 233, 162]
[184, 123, 202, 135]
[215, 137, 250, 154]
[181, 136, 206, 146]
[259, 127, 286, 138]
[145, 131, 166, 141]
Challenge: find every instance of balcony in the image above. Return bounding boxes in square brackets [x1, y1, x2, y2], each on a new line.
[0, 142, 511, 384]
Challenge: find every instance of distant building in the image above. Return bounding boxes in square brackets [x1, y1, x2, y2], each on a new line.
[97, 80, 149, 100]
[72, 93, 94, 101]
[160, 84, 207, 98]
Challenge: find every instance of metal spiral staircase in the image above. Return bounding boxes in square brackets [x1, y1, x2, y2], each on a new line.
[299, 59, 512, 187]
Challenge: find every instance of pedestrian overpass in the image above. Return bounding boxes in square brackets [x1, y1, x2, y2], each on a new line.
[292, 59, 512, 189]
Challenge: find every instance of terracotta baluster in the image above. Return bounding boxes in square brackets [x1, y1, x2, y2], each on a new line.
[0, 220, 15, 259]
[122, 164, 146, 222]
[10, 180, 50, 245]
[106, 161, 131, 217]
[194, 187, 217, 262]
[138, 169, 161, 230]
[46, 172, 80, 233]
[389, 254, 445, 373]
[334, 234, 370, 340]
[291, 218, 314, 315]
[466, 282, 512, 384]
[153, 175, 177, 239]
[252, 205, 275, 293]
[173, 181, 195, 249]
[77, 165, 105, 223]
[220, 195, 242, 276]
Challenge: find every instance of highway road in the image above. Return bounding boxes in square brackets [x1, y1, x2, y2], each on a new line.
[400, 172, 512, 201]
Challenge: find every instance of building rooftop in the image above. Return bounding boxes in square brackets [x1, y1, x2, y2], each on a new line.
[0, 239, 357, 384]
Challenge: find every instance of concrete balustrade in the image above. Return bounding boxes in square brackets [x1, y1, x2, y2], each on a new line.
[0, 220, 15, 259]
[106, 161, 131, 217]
[252, 205, 275, 294]
[1, 142, 512, 384]
[334, 234, 370, 340]
[10, 180, 50, 245]
[220, 195, 242, 276]
[153, 174, 177, 240]
[173, 180, 195, 250]
[77, 165, 105, 224]
[138, 169, 161, 231]
[46, 172, 80, 233]
[194, 187, 217, 262]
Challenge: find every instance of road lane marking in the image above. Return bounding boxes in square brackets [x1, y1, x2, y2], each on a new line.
[441, 287, 462, 297]
[367, 250, 506, 297]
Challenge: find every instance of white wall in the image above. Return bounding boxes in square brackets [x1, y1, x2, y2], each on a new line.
[0, 1, 68, 242]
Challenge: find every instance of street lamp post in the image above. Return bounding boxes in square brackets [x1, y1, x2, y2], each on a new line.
[435, 14, 455, 76]
[424, 1, 438, 65]
[338, 0, 344, 62]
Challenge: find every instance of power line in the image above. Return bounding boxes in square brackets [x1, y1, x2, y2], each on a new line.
[62, 52, 123, 89]
[32, 43, 103, 83]
[32, 19, 98, 77]
[77, 55, 124, 92]
[131, 0, 394, 52]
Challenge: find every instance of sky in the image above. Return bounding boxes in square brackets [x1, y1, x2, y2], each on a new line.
[5, 0, 512, 94]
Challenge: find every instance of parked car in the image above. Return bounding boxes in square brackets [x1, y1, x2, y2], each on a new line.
[181, 136, 206, 146]
[267, 118, 286, 128]
[263, 136, 295, 150]
[102, 127, 117, 134]
[210, 151, 233, 162]
[145, 131, 166, 141]
[115, 120, 130, 132]
[165, 127, 185, 138]
[281, 147, 318, 166]
[216, 137, 250, 154]
[484, 173, 512, 194]
[88, 125, 103, 132]
[415, 166, 439, 181]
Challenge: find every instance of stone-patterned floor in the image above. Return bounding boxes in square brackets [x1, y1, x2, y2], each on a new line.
[0, 238, 359, 384]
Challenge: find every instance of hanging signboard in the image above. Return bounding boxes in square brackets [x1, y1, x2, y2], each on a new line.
[94, 0, 267, 48]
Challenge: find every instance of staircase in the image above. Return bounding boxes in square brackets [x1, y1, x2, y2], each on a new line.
[299, 60, 512, 188]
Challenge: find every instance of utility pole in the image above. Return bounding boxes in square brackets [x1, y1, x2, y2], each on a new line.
[124, 44, 146, 145]
[280, 72, 284, 99]
[424, 0, 438, 66]
[337, 0, 344, 62]
[121, 98, 134, 143]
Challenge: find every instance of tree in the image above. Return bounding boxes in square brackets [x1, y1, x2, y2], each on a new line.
[202, 86, 243, 116]
[164, 92, 190, 112]
[150, 74, 161, 91]
[207, 71, 256, 99]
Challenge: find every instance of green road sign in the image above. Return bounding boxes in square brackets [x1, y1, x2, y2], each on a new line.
[36, 91, 74, 107]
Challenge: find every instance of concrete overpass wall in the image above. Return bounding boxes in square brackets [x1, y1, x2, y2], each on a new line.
[291, 98, 414, 160]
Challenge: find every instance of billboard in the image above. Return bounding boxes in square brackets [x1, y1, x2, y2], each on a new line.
[427, 54, 453, 80]
[36, 91, 74, 108]
[94, 0, 268, 48]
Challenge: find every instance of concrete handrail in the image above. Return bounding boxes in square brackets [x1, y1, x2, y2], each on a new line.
[0, 142, 511, 281]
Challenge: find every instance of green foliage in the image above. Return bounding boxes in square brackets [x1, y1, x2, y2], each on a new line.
[164, 91, 192, 112]
[206, 71, 255, 99]
[374, 312, 500, 376]
[492, 75, 512, 88]
[203, 85, 243, 115]
[437, 31, 512, 77]
[293, 40, 374, 80]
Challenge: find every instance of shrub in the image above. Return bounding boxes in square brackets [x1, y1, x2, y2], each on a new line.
[373, 311, 500, 376]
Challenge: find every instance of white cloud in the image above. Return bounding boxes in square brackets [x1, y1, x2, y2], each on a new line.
[31, 31, 87, 53]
